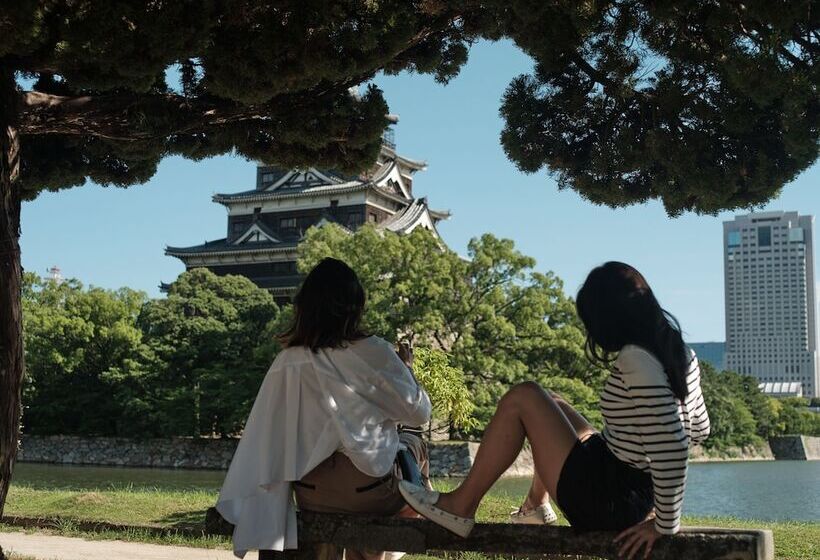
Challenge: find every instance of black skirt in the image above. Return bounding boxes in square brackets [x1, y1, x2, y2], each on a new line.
[555, 433, 654, 532]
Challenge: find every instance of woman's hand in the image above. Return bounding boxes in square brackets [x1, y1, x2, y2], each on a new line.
[613, 518, 662, 559]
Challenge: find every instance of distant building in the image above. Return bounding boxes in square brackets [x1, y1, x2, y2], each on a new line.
[689, 342, 725, 370]
[723, 211, 819, 398]
[758, 381, 803, 399]
[46, 265, 63, 284]
[165, 138, 450, 303]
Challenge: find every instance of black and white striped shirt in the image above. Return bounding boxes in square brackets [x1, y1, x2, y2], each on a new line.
[600, 345, 711, 535]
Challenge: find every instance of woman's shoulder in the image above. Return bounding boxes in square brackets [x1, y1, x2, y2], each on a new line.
[615, 345, 667, 385]
[270, 345, 311, 367]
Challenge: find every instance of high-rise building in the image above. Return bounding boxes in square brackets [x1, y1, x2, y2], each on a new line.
[723, 211, 819, 397]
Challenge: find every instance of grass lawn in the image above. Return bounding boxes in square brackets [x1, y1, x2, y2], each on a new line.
[4, 481, 818, 559]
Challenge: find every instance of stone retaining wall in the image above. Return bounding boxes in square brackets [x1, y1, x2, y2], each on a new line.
[19, 435, 814, 477]
[769, 436, 820, 460]
[689, 442, 774, 462]
[19, 435, 238, 469]
[18, 435, 532, 477]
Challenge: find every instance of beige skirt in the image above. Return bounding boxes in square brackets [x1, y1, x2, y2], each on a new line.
[294, 432, 429, 560]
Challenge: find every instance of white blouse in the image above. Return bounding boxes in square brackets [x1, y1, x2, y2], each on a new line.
[216, 336, 432, 557]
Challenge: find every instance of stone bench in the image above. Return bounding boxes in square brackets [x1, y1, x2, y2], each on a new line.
[204, 508, 773, 560]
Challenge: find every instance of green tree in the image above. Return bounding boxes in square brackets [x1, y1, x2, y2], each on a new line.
[445, 235, 603, 426]
[413, 348, 477, 433]
[298, 224, 464, 348]
[777, 398, 820, 436]
[495, 0, 818, 215]
[132, 269, 278, 437]
[699, 363, 764, 449]
[297, 224, 600, 433]
[21, 273, 147, 436]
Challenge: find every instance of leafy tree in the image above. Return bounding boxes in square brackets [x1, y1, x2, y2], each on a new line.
[1, 1, 816, 520]
[699, 363, 762, 449]
[130, 269, 278, 437]
[495, 0, 818, 215]
[445, 235, 603, 426]
[298, 224, 464, 347]
[297, 224, 600, 433]
[413, 347, 477, 433]
[542, 376, 604, 431]
[21, 273, 148, 436]
[777, 398, 820, 436]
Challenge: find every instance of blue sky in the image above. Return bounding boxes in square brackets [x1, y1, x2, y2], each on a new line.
[19, 40, 819, 343]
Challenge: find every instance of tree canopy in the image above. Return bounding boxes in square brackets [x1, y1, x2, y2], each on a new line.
[296, 224, 601, 431]
[1, 1, 815, 211]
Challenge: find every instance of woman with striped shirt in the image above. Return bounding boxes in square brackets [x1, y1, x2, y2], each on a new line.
[400, 262, 710, 560]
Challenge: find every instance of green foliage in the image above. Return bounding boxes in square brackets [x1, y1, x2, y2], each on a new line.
[8, 1, 475, 200]
[298, 224, 462, 346]
[413, 348, 477, 431]
[699, 362, 820, 450]
[22, 273, 149, 436]
[494, 0, 818, 215]
[130, 269, 279, 437]
[541, 377, 604, 430]
[3, 2, 815, 210]
[777, 398, 820, 436]
[297, 224, 602, 434]
[22, 269, 279, 438]
[700, 363, 764, 449]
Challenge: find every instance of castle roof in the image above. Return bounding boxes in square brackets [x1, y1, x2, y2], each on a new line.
[166, 238, 299, 258]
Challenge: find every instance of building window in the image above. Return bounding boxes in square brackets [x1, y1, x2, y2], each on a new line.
[758, 226, 772, 247]
[261, 173, 275, 183]
[232, 221, 247, 233]
[368, 212, 379, 223]
[728, 231, 741, 247]
[280, 217, 297, 229]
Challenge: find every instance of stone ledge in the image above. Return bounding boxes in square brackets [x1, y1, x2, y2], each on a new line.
[18, 435, 532, 476]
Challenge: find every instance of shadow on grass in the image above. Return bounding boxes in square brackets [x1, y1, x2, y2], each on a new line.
[154, 510, 207, 530]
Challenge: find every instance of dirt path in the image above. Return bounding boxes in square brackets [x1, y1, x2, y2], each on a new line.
[0, 532, 258, 560]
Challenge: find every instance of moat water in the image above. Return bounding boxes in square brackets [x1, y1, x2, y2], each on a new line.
[14, 460, 820, 522]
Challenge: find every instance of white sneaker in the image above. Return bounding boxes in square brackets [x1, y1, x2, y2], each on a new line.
[510, 502, 559, 525]
[398, 480, 475, 538]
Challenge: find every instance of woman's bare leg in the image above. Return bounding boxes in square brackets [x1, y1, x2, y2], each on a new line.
[521, 394, 596, 510]
[434, 382, 579, 518]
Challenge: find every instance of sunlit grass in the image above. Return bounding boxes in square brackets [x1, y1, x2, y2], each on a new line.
[5, 481, 817, 559]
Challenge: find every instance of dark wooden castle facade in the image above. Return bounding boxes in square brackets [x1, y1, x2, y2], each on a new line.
[165, 142, 449, 302]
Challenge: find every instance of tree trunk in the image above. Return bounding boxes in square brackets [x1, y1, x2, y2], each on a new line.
[0, 64, 23, 530]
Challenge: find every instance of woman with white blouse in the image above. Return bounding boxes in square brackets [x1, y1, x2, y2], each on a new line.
[400, 261, 710, 560]
[217, 258, 431, 559]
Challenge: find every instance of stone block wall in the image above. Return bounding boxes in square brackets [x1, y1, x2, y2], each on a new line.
[19, 435, 532, 477]
[19, 435, 239, 470]
[769, 436, 820, 460]
[20, 435, 815, 477]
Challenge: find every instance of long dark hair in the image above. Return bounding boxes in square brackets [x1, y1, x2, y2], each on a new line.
[576, 261, 690, 401]
[280, 257, 367, 351]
